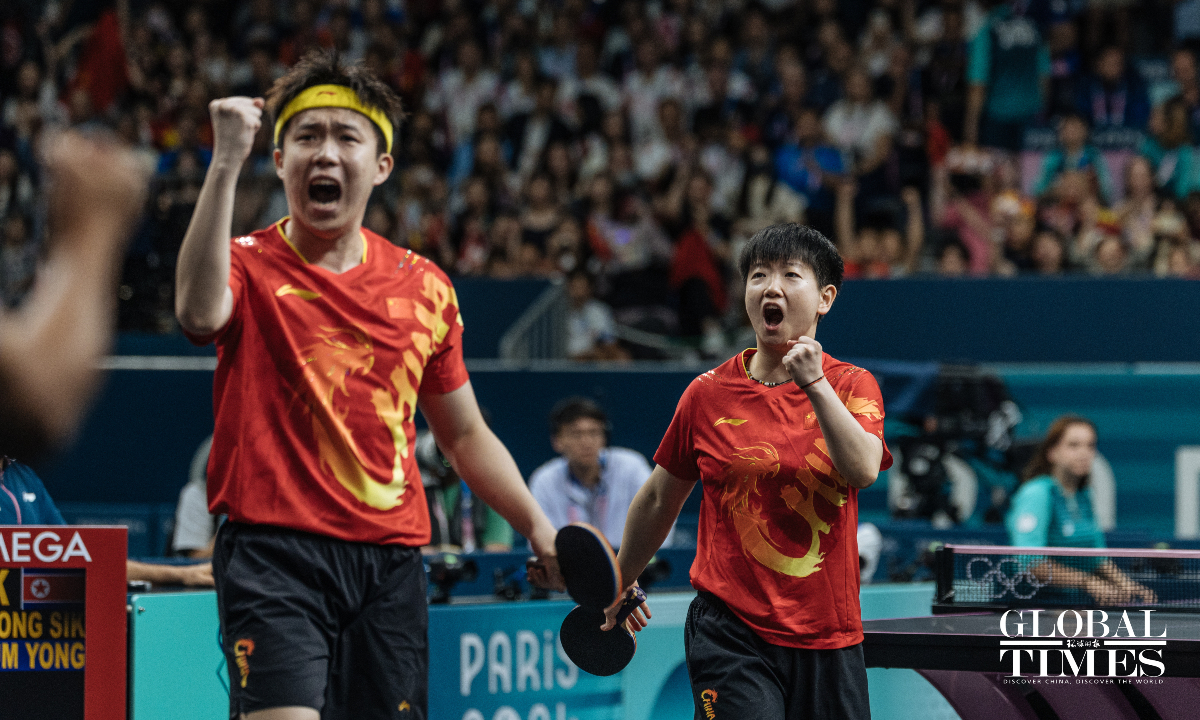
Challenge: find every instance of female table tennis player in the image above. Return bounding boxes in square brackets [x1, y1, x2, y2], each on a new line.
[605, 223, 892, 719]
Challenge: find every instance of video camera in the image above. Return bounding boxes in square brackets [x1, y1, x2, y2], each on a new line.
[889, 365, 1023, 525]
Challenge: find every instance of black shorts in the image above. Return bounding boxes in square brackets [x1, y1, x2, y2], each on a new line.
[213, 522, 428, 719]
[685, 591, 871, 720]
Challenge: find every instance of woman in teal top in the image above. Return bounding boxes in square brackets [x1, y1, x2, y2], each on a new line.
[1007, 415, 1155, 605]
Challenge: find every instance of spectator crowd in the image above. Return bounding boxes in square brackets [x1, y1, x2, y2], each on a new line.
[1, 0, 1199, 348]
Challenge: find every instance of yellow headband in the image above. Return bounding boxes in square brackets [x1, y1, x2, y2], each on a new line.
[273, 84, 394, 154]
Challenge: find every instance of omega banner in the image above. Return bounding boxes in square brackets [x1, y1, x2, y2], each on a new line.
[0, 527, 126, 720]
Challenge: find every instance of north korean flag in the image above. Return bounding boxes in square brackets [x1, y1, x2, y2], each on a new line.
[22, 571, 85, 605]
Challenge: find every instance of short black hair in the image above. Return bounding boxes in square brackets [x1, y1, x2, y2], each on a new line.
[738, 223, 844, 291]
[265, 49, 404, 155]
[549, 397, 608, 437]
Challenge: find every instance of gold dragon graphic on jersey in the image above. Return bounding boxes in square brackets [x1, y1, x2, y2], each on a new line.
[298, 271, 461, 510]
[719, 385, 882, 577]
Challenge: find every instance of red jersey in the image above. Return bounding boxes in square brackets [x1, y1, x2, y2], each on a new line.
[185, 220, 469, 546]
[655, 350, 892, 648]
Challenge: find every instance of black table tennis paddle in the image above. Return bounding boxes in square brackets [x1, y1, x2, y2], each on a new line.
[554, 522, 622, 609]
[560, 586, 647, 676]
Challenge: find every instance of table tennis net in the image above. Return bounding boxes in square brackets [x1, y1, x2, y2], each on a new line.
[934, 545, 1200, 612]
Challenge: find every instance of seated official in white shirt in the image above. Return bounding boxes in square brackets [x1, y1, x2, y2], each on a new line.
[529, 397, 673, 549]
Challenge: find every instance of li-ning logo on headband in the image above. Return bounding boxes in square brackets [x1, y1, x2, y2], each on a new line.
[273, 84, 394, 153]
[997, 609, 1167, 682]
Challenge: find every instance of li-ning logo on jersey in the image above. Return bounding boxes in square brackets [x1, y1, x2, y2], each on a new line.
[700, 689, 718, 718]
[234, 639, 255, 688]
[276, 284, 321, 300]
[714, 417, 748, 427]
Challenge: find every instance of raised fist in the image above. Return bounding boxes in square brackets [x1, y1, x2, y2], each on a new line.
[42, 131, 150, 249]
[209, 96, 265, 166]
[783, 336, 824, 388]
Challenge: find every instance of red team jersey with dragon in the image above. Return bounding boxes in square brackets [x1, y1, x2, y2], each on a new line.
[185, 220, 469, 546]
[655, 350, 892, 648]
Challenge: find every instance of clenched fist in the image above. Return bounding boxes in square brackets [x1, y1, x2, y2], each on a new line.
[783, 336, 824, 388]
[42, 131, 149, 252]
[209, 96, 264, 166]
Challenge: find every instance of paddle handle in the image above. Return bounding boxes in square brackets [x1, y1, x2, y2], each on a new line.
[613, 586, 647, 625]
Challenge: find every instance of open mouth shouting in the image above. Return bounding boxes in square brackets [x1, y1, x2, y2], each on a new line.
[762, 303, 784, 332]
[308, 177, 342, 207]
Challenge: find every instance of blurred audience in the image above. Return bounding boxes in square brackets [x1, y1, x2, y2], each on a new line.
[1, 0, 1197, 353]
[1077, 46, 1149, 131]
[565, 270, 627, 361]
[965, 0, 1051, 151]
[1033, 113, 1113, 205]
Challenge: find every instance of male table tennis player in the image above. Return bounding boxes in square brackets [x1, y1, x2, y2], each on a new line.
[174, 50, 563, 720]
[604, 224, 892, 718]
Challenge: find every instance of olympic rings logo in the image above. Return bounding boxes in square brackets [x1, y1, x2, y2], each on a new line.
[965, 557, 1050, 600]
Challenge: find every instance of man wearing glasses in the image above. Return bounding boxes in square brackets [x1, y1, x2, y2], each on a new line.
[529, 397, 672, 549]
